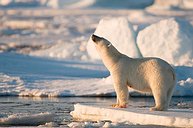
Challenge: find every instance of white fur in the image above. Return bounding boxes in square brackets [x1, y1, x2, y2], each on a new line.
[92, 35, 176, 111]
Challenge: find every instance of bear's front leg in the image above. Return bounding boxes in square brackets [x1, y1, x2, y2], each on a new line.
[111, 97, 119, 107]
[112, 80, 128, 108]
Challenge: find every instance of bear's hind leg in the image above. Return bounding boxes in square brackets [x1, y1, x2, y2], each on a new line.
[150, 88, 168, 111]
[166, 86, 175, 109]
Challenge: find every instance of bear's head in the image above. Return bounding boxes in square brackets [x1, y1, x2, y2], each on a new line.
[91, 34, 121, 70]
[91, 34, 112, 52]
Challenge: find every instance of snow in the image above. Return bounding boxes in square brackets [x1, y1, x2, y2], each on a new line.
[68, 121, 126, 128]
[0, 0, 153, 9]
[1, 0, 192, 10]
[147, 0, 193, 10]
[38, 122, 59, 127]
[147, 0, 182, 10]
[18, 77, 114, 97]
[0, 52, 111, 97]
[3, 20, 47, 29]
[182, 0, 193, 9]
[30, 37, 89, 60]
[137, 18, 193, 66]
[87, 17, 142, 61]
[71, 103, 193, 127]
[0, 112, 54, 126]
[0, 9, 193, 98]
[66, 0, 95, 9]
[0, 73, 24, 96]
[0, 53, 193, 97]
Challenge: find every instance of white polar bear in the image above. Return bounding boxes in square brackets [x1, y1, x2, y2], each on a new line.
[91, 34, 176, 111]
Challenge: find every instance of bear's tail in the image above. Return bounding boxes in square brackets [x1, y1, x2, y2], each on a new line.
[170, 67, 176, 84]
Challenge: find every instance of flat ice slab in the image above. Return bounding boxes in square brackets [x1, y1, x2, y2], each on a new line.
[71, 103, 193, 127]
[0, 112, 54, 126]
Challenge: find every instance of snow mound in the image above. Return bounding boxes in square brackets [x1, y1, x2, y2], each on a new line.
[87, 17, 142, 61]
[30, 37, 89, 60]
[147, 0, 193, 10]
[137, 18, 193, 66]
[0, 73, 24, 96]
[71, 103, 193, 127]
[0, 112, 54, 126]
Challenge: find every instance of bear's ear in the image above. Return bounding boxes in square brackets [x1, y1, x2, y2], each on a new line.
[91, 34, 102, 43]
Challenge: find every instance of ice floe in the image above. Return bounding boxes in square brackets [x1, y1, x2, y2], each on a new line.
[71, 103, 193, 127]
[0, 112, 54, 126]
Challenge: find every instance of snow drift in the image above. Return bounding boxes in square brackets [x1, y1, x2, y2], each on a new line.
[87, 17, 142, 61]
[137, 18, 193, 66]
[0, 53, 193, 97]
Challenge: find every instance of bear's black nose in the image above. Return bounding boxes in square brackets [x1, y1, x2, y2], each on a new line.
[91, 34, 101, 43]
[91, 34, 96, 42]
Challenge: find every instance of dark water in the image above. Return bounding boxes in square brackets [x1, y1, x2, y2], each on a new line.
[0, 97, 114, 127]
[0, 97, 192, 127]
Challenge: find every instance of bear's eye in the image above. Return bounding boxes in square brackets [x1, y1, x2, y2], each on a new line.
[107, 43, 112, 48]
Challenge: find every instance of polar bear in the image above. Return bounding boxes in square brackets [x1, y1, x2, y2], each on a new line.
[91, 34, 176, 111]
